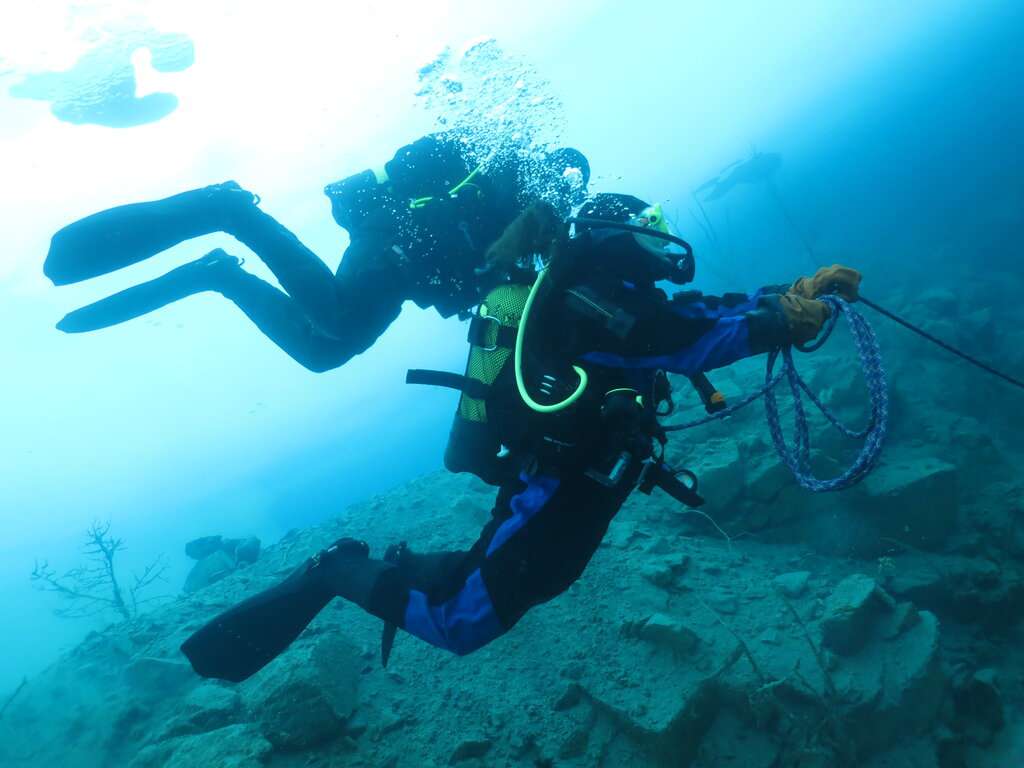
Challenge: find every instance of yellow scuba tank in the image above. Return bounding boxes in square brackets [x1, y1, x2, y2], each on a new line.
[407, 282, 533, 484]
[457, 283, 531, 426]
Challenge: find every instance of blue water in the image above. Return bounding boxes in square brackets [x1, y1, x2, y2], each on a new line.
[0, 1, 1022, 760]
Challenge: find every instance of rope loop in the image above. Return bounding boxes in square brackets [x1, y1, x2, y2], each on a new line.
[664, 296, 889, 492]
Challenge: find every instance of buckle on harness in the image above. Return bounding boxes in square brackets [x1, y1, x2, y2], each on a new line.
[585, 451, 633, 488]
[477, 313, 501, 352]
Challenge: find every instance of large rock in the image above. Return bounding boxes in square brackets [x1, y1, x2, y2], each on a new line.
[836, 609, 946, 755]
[245, 634, 361, 750]
[820, 574, 894, 655]
[155, 684, 242, 740]
[692, 439, 745, 511]
[888, 553, 1024, 630]
[233, 536, 261, 564]
[773, 571, 811, 598]
[185, 536, 225, 561]
[636, 613, 699, 655]
[954, 668, 1004, 746]
[856, 456, 958, 551]
[183, 550, 237, 594]
[122, 656, 194, 695]
[131, 724, 271, 768]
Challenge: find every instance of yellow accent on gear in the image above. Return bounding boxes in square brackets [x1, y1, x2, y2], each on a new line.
[458, 284, 531, 423]
[408, 164, 484, 210]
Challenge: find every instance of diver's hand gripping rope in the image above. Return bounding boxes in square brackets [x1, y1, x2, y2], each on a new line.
[515, 268, 589, 413]
[664, 297, 889, 492]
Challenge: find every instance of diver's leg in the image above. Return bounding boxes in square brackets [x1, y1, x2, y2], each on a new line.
[182, 476, 630, 682]
[47, 183, 396, 341]
[223, 205, 347, 332]
[45, 183, 344, 332]
[44, 182, 257, 285]
[218, 264, 405, 372]
[57, 247, 404, 373]
[372, 474, 632, 655]
[56, 249, 243, 333]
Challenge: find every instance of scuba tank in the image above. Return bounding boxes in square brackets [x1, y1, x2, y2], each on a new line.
[408, 281, 532, 485]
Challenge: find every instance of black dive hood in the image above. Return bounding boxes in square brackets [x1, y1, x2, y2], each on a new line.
[568, 194, 695, 286]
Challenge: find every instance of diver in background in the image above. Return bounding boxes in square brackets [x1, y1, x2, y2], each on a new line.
[180, 193, 862, 682]
[44, 134, 590, 372]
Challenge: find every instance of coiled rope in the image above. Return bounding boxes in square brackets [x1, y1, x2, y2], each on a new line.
[663, 296, 888, 492]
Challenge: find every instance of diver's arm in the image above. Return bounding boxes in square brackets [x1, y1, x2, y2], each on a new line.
[667, 285, 788, 320]
[325, 133, 463, 231]
[382, 133, 470, 198]
[578, 293, 795, 376]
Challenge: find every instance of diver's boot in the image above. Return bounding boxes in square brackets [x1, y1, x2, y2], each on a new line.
[56, 248, 244, 333]
[181, 538, 404, 683]
[45, 181, 259, 285]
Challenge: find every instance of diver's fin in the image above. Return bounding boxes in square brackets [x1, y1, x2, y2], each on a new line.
[181, 557, 334, 683]
[56, 249, 241, 333]
[181, 538, 391, 683]
[44, 182, 255, 286]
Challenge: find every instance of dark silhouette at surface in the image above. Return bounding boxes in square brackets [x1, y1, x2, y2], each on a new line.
[46, 135, 590, 372]
[9, 27, 194, 127]
[695, 150, 782, 202]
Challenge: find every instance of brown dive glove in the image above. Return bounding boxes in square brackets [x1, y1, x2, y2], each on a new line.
[790, 264, 862, 302]
[482, 201, 565, 273]
[779, 294, 831, 344]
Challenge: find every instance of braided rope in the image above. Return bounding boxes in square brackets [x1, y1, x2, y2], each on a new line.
[663, 297, 889, 492]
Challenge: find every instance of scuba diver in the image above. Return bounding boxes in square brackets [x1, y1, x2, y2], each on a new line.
[695, 150, 781, 202]
[43, 134, 590, 373]
[180, 192, 862, 682]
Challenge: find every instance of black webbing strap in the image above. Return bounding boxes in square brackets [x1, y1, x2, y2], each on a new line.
[467, 315, 517, 349]
[406, 369, 489, 400]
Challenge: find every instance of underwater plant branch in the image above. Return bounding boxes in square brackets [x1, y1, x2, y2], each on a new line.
[772, 591, 858, 765]
[83, 521, 130, 620]
[774, 589, 838, 700]
[129, 555, 169, 615]
[31, 561, 119, 608]
[31, 523, 165, 622]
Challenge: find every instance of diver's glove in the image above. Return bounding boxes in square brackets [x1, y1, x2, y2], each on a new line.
[479, 201, 565, 275]
[779, 294, 832, 344]
[790, 264, 861, 302]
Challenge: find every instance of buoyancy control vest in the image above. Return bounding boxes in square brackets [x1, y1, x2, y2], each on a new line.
[407, 263, 706, 507]
[325, 135, 524, 317]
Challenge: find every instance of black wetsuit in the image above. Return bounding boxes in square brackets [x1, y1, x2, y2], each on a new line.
[353, 242, 794, 655]
[218, 134, 526, 371]
[45, 134, 529, 372]
[179, 215, 799, 681]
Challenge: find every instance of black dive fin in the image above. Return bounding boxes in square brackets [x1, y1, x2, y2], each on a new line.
[44, 183, 251, 286]
[56, 250, 236, 333]
[181, 559, 332, 683]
